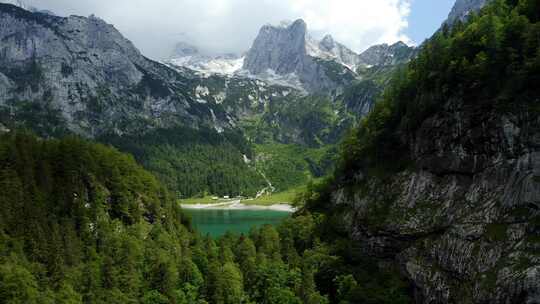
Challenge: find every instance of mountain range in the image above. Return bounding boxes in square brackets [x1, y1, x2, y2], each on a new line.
[0, 0, 492, 199]
[166, 19, 415, 94]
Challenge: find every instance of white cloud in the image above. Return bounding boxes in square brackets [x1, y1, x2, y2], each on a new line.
[289, 0, 412, 51]
[6, 0, 412, 59]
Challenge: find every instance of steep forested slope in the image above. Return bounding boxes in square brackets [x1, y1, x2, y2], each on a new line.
[100, 127, 267, 197]
[0, 132, 193, 302]
[300, 0, 540, 302]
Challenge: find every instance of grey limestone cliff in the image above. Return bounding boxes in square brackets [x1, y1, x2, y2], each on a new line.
[326, 85, 540, 304]
[446, 0, 490, 25]
[243, 19, 356, 94]
[0, 3, 232, 137]
[315, 34, 362, 69]
[358, 41, 415, 67]
[244, 19, 308, 75]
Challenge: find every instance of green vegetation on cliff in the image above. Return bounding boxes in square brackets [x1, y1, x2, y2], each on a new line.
[297, 0, 540, 235]
[253, 143, 336, 192]
[336, 0, 540, 179]
[296, 0, 540, 302]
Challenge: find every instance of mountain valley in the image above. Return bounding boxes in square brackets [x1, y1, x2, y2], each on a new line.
[0, 0, 539, 303]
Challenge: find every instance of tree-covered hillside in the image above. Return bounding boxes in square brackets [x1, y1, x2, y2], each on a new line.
[336, 0, 539, 176]
[0, 132, 191, 302]
[0, 132, 411, 304]
[299, 0, 540, 302]
[100, 127, 267, 198]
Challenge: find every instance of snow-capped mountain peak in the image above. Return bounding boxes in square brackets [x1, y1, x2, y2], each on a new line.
[166, 19, 414, 93]
[306, 34, 361, 70]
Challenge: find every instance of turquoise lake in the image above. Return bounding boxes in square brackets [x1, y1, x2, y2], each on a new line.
[184, 209, 291, 237]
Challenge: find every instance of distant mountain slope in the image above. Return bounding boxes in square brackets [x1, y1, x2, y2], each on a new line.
[168, 19, 415, 95]
[358, 41, 416, 67]
[0, 3, 415, 198]
[308, 34, 362, 70]
[167, 41, 244, 76]
[242, 19, 408, 94]
[0, 3, 267, 198]
[0, 3, 232, 137]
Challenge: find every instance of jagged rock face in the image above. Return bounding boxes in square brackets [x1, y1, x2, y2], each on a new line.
[172, 19, 412, 96]
[0, 3, 232, 137]
[358, 41, 415, 67]
[330, 99, 540, 303]
[244, 19, 308, 75]
[0, 4, 350, 147]
[446, 0, 490, 25]
[243, 19, 356, 94]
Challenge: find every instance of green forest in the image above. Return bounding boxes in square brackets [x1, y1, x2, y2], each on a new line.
[0, 132, 410, 304]
[100, 127, 267, 198]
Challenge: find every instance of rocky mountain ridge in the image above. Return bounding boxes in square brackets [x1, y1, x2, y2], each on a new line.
[445, 0, 490, 25]
[307, 34, 362, 70]
[0, 0, 496, 200]
[358, 41, 416, 67]
[0, 3, 356, 149]
[168, 19, 415, 94]
[242, 19, 415, 93]
[0, 3, 235, 137]
[0, 3, 354, 197]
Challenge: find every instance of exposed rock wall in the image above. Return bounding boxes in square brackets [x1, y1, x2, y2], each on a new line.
[446, 0, 490, 25]
[0, 3, 231, 137]
[243, 19, 351, 93]
[330, 100, 540, 303]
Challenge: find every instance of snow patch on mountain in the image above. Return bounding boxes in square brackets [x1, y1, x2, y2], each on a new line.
[306, 34, 362, 71]
[236, 69, 306, 93]
[168, 55, 244, 76]
[166, 41, 244, 76]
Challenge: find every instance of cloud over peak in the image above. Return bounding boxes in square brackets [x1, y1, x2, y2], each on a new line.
[5, 0, 412, 59]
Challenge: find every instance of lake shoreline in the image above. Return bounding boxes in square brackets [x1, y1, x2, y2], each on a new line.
[181, 200, 297, 212]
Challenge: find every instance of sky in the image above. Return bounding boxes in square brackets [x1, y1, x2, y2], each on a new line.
[4, 0, 457, 59]
[406, 0, 455, 43]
